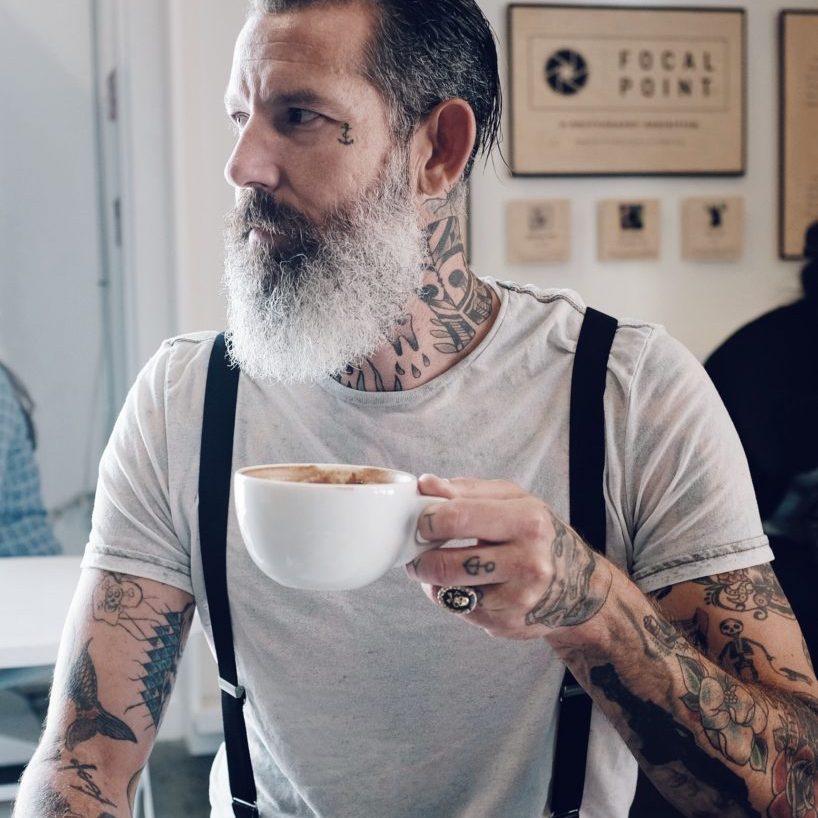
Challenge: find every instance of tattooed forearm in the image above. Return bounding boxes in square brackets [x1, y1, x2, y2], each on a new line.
[125, 601, 194, 730]
[526, 518, 611, 628]
[590, 662, 758, 817]
[60, 757, 117, 808]
[93, 573, 193, 732]
[65, 640, 137, 750]
[572, 576, 818, 818]
[694, 565, 795, 621]
[716, 617, 813, 685]
[17, 780, 121, 818]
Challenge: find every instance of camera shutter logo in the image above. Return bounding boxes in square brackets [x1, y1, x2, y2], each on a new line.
[545, 49, 589, 96]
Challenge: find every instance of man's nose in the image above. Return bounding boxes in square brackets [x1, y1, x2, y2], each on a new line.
[225, 117, 282, 193]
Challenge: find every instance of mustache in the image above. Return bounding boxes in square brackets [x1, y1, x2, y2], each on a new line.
[228, 188, 317, 245]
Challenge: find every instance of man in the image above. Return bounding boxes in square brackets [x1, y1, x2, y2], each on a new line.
[13, 2, 818, 817]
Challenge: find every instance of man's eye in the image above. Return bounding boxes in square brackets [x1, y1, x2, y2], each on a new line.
[287, 108, 320, 126]
[230, 112, 249, 130]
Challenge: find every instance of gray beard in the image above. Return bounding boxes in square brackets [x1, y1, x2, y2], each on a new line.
[222, 154, 427, 384]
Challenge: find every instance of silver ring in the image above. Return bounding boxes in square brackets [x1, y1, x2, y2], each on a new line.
[437, 586, 479, 615]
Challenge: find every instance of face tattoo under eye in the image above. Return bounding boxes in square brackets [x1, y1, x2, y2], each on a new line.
[338, 123, 354, 145]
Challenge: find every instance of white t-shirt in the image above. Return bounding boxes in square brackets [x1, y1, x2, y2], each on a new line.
[83, 281, 772, 818]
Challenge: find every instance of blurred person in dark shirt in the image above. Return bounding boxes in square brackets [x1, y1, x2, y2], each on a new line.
[706, 221, 818, 659]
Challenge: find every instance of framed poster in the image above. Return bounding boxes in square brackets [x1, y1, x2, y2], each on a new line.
[779, 10, 818, 259]
[506, 199, 571, 263]
[508, 4, 746, 176]
[681, 196, 744, 261]
[598, 199, 661, 260]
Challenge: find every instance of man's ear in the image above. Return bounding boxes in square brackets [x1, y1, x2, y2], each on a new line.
[410, 98, 477, 200]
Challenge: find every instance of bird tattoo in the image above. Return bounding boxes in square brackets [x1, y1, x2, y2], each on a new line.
[65, 639, 137, 750]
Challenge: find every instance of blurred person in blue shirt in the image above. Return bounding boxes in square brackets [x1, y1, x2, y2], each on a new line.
[0, 362, 61, 557]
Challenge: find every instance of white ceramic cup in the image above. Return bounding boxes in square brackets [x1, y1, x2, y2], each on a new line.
[234, 463, 446, 590]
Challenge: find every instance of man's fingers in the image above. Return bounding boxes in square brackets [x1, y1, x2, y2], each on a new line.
[408, 545, 542, 591]
[417, 496, 550, 544]
[418, 474, 529, 501]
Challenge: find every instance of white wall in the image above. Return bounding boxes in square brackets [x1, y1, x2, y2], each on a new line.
[168, 0, 248, 334]
[0, 0, 107, 553]
[167, 0, 816, 361]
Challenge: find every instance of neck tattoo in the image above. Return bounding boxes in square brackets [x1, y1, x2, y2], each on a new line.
[335, 214, 496, 392]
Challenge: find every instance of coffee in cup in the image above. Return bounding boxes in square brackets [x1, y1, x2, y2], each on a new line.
[234, 463, 445, 590]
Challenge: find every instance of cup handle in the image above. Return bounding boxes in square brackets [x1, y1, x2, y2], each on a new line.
[395, 495, 448, 566]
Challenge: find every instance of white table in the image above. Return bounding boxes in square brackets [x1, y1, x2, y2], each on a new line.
[0, 556, 82, 670]
[0, 556, 81, 800]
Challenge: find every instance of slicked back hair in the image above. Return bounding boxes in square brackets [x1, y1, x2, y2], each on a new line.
[248, 0, 502, 181]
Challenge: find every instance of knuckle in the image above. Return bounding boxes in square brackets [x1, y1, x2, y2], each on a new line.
[516, 554, 549, 587]
[520, 508, 549, 541]
[521, 585, 547, 610]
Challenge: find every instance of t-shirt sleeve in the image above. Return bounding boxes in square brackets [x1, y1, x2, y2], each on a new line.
[618, 327, 773, 592]
[82, 340, 194, 594]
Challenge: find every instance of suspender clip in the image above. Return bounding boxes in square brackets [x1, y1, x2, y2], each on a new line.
[231, 795, 259, 816]
[219, 677, 246, 701]
[551, 809, 581, 818]
[559, 681, 586, 701]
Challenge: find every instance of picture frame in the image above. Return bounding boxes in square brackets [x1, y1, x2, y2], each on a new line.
[779, 10, 818, 259]
[597, 199, 661, 261]
[508, 4, 746, 176]
[506, 199, 571, 264]
[681, 196, 745, 262]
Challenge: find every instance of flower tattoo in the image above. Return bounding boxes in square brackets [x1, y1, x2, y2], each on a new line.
[678, 655, 769, 772]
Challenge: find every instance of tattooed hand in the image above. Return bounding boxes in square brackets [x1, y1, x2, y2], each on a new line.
[405, 475, 612, 639]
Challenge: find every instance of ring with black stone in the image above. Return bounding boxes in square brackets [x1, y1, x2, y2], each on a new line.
[437, 585, 479, 615]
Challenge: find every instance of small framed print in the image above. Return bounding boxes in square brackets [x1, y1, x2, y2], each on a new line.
[506, 199, 571, 264]
[508, 4, 746, 176]
[598, 199, 661, 261]
[681, 196, 744, 261]
[779, 10, 818, 259]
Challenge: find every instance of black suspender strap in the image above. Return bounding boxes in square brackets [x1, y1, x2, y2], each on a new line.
[199, 333, 259, 818]
[550, 306, 618, 818]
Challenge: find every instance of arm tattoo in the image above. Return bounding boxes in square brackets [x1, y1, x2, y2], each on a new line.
[590, 662, 758, 816]
[526, 518, 611, 628]
[609, 598, 818, 817]
[716, 618, 813, 685]
[65, 639, 137, 750]
[59, 757, 117, 808]
[768, 697, 818, 817]
[694, 565, 795, 621]
[643, 608, 709, 656]
[677, 654, 770, 772]
[93, 572, 194, 731]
